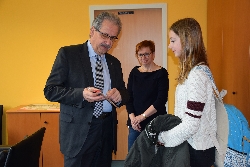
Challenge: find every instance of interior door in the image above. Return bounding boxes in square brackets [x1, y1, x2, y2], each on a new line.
[94, 8, 163, 160]
[219, 0, 250, 119]
[208, 0, 250, 121]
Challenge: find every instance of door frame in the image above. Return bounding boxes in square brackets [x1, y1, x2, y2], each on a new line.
[89, 4, 168, 159]
[89, 3, 167, 68]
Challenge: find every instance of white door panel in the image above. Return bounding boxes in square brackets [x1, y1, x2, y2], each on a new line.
[91, 4, 167, 159]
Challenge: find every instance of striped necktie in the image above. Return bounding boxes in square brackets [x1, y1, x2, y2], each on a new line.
[93, 55, 104, 118]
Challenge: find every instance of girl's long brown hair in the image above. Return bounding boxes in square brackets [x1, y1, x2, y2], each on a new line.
[170, 18, 209, 84]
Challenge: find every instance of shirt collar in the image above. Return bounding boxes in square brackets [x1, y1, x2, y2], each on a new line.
[87, 40, 105, 60]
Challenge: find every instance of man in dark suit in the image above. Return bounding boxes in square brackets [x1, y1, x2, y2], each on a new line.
[44, 11, 129, 167]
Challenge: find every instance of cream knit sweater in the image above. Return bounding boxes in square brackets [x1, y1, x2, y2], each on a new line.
[158, 65, 217, 150]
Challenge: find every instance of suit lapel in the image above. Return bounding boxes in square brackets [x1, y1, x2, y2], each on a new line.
[105, 54, 115, 88]
[79, 42, 94, 87]
[77, 43, 117, 88]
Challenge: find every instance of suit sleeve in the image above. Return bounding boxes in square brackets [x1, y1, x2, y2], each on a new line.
[44, 47, 84, 107]
[126, 69, 135, 114]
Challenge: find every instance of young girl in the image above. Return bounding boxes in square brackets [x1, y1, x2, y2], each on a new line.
[158, 18, 217, 167]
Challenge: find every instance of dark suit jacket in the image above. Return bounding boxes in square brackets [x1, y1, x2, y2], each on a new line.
[44, 41, 129, 158]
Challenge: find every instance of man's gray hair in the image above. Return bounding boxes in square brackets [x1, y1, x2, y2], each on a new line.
[92, 11, 122, 35]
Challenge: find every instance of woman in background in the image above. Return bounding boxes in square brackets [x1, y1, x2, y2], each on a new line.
[158, 18, 217, 167]
[126, 40, 169, 151]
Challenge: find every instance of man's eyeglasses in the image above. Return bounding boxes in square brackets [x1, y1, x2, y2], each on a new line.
[137, 52, 152, 58]
[95, 28, 118, 42]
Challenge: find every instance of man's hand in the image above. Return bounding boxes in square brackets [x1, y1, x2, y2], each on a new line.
[83, 87, 104, 102]
[106, 88, 122, 103]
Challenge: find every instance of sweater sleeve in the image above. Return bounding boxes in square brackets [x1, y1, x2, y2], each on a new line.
[158, 69, 209, 147]
[152, 68, 169, 111]
[126, 68, 136, 114]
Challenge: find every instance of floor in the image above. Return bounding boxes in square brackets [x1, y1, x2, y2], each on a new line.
[111, 160, 124, 167]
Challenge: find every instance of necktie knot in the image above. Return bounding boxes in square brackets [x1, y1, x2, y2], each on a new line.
[96, 55, 101, 61]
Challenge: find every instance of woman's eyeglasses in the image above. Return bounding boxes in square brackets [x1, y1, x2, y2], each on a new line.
[137, 52, 152, 58]
[95, 28, 118, 42]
